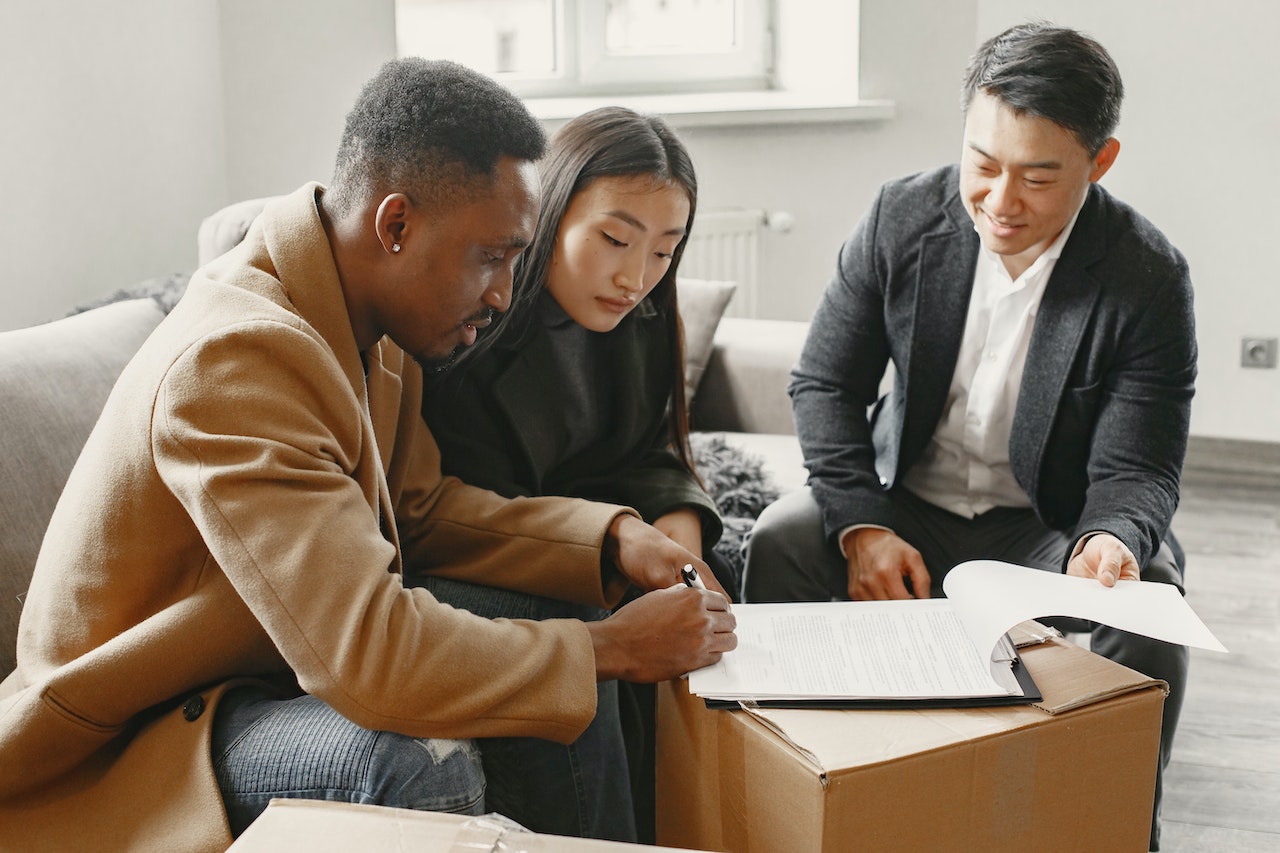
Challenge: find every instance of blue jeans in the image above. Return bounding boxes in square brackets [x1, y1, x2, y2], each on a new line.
[211, 687, 485, 837]
[414, 575, 637, 843]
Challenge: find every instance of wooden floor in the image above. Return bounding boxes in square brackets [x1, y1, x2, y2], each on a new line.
[1148, 465, 1280, 851]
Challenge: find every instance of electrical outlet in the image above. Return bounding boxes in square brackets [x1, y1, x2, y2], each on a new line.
[1241, 337, 1278, 368]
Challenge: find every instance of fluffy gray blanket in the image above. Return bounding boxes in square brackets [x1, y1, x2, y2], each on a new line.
[690, 432, 780, 600]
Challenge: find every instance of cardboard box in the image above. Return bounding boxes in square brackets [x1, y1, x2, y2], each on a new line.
[656, 634, 1166, 853]
[229, 799, 715, 852]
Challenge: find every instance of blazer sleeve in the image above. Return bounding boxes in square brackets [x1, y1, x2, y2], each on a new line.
[1069, 257, 1197, 570]
[152, 321, 602, 744]
[789, 187, 897, 539]
[573, 413, 723, 553]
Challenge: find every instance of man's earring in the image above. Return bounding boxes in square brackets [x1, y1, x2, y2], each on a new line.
[392, 243, 401, 254]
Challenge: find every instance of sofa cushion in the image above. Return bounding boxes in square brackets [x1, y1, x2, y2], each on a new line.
[197, 196, 274, 266]
[691, 317, 808, 435]
[708, 431, 808, 497]
[0, 298, 165, 677]
[676, 278, 737, 404]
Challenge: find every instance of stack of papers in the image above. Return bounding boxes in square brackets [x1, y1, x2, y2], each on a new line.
[689, 598, 1029, 705]
[688, 560, 1226, 707]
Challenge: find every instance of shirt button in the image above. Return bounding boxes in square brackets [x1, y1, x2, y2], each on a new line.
[182, 695, 206, 722]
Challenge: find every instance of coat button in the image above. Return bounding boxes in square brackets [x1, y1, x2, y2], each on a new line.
[182, 695, 206, 722]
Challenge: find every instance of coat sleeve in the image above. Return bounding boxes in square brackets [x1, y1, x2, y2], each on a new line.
[575, 415, 723, 554]
[152, 321, 600, 744]
[789, 187, 897, 539]
[1069, 257, 1197, 570]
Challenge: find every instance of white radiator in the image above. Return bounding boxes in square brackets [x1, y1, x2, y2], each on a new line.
[681, 208, 792, 319]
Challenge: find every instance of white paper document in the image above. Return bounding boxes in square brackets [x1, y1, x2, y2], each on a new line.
[941, 559, 1228, 662]
[688, 598, 1023, 702]
[688, 560, 1226, 704]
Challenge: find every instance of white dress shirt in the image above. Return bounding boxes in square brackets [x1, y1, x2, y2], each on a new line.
[901, 207, 1084, 517]
[839, 206, 1084, 555]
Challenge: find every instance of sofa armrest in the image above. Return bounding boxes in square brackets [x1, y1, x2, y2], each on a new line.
[0, 299, 165, 678]
[690, 317, 808, 436]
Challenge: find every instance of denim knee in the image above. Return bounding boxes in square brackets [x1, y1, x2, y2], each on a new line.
[371, 734, 486, 816]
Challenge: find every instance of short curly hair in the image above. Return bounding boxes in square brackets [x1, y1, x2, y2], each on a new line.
[328, 58, 546, 216]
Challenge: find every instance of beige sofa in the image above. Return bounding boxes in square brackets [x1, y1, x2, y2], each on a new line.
[0, 236, 810, 677]
[0, 297, 170, 676]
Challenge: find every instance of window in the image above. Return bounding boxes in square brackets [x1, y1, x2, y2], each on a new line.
[394, 0, 774, 98]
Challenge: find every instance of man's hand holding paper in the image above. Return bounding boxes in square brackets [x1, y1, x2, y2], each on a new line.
[1066, 532, 1142, 587]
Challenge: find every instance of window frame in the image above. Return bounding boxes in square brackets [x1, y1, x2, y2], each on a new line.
[394, 0, 775, 100]
[571, 0, 774, 97]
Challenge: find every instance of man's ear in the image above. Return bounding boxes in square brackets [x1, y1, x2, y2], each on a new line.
[1089, 138, 1120, 182]
[374, 193, 412, 254]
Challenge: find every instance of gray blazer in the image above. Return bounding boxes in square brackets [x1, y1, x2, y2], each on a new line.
[791, 165, 1197, 570]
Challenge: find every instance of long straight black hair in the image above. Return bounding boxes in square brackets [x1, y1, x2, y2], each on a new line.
[503, 106, 700, 475]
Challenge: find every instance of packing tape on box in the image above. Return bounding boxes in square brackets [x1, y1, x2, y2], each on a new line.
[718, 710, 750, 852]
[448, 813, 547, 852]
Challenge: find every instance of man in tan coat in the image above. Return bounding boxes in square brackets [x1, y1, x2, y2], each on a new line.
[0, 59, 735, 851]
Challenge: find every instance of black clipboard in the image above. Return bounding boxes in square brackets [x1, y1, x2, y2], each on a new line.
[701, 647, 1041, 710]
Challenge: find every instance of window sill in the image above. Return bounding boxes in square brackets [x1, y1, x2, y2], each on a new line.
[526, 90, 895, 129]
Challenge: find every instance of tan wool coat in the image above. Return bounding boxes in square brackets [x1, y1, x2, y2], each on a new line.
[0, 184, 629, 852]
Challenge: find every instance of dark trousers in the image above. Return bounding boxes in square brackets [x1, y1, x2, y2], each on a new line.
[742, 486, 1188, 851]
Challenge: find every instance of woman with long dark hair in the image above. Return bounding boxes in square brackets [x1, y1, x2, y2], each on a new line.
[418, 106, 727, 843]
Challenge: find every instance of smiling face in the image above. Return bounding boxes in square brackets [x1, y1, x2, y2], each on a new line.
[959, 91, 1118, 279]
[545, 174, 691, 333]
[379, 156, 541, 368]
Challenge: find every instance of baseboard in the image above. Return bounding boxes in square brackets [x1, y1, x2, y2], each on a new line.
[1182, 435, 1280, 488]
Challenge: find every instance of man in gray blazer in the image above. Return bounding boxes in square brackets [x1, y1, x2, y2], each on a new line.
[743, 23, 1194, 851]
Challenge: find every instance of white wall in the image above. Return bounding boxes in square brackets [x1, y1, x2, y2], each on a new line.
[2, 0, 1275, 442]
[682, 0, 975, 321]
[0, 0, 225, 330]
[217, 0, 396, 201]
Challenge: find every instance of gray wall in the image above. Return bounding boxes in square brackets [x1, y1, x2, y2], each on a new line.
[1, 0, 1275, 442]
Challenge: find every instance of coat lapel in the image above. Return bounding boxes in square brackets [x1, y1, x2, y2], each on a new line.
[490, 329, 562, 491]
[261, 184, 398, 547]
[899, 191, 979, 470]
[486, 301, 665, 489]
[1009, 187, 1107, 494]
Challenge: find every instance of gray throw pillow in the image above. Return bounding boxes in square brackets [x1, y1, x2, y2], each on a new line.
[677, 278, 737, 404]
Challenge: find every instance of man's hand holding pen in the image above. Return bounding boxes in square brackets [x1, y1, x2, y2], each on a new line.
[589, 515, 737, 682]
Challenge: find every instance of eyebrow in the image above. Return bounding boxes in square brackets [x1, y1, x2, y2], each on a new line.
[605, 209, 687, 237]
[498, 234, 532, 250]
[967, 142, 1062, 171]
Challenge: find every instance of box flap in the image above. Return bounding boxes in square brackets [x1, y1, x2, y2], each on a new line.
[1008, 618, 1062, 647]
[229, 800, 709, 852]
[1021, 636, 1168, 714]
[740, 701, 1048, 773]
